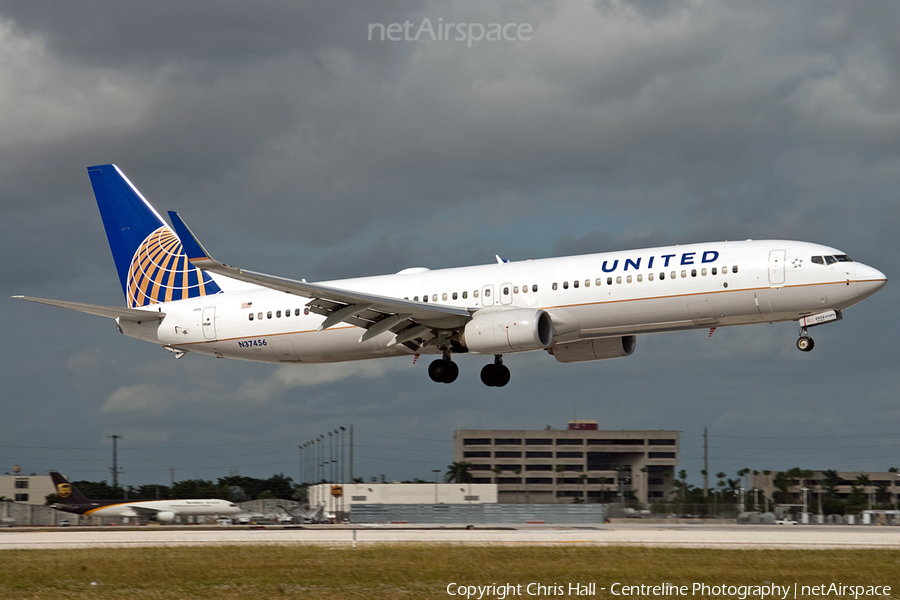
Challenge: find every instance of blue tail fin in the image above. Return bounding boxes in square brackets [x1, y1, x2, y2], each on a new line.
[88, 164, 221, 308]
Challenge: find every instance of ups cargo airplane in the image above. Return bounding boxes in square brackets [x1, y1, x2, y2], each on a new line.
[48, 471, 241, 523]
[16, 165, 887, 387]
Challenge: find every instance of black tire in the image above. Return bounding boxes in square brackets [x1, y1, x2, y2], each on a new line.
[442, 360, 459, 384]
[495, 365, 511, 387]
[428, 359, 447, 383]
[480, 364, 498, 387]
[796, 337, 814, 352]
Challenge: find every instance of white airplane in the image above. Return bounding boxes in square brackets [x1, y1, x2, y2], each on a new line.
[48, 472, 241, 523]
[16, 165, 887, 387]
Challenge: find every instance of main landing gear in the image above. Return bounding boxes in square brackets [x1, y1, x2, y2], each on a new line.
[428, 357, 459, 384]
[428, 351, 511, 387]
[480, 355, 511, 388]
[796, 326, 815, 352]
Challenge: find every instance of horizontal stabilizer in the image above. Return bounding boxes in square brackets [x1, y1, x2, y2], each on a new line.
[13, 296, 165, 322]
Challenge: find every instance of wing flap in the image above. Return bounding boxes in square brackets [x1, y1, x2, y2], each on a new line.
[168, 211, 472, 333]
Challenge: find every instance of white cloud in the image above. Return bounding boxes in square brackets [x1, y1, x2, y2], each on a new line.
[100, 383, 174, 415]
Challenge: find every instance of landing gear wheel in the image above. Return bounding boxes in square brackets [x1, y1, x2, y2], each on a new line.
[481, 356, 511, 387]
[495, 365, 511, 387]
[428, 359, 459, 383]
[443, 360, 459, 383]
[481, 364, 499, 387]
[796, 336, 815, 352]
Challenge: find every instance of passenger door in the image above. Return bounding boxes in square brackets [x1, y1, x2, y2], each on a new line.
[768, 250, 786, 286]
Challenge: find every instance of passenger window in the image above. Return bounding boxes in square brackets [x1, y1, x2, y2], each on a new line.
[712, 267, 717, 275]
[722, 266, 729, 274]
[513, 286, 519, 294]
[553, 283, 558, 290]
[249, 313, 254, 321]
[414, 296, 419, 301]
[276, 310, 281, 318]
[691, 269, 697, 277]
[681, 271, 687, 278]
[267, 311, 272, 319]
[532, 284, 538, 292]
[648, 273, 654, 281]
[616, 276, 622, 284]
[304, 307, 310, 315]
[573, 280, 578, 289]
[423, 295, 428, 303]
[452, 292, 458, 300]
[607, 277, 613, 285]
[701, 268, 707, 276]
[463, 291, 468, 299]
[733, 265, 739, 273]
[584, 279, 590, 287]
[670, 271, 676, 279]
[284, 308, 290, 317]
[824, 256, 836, 265]
[627, 275, 633, 283]
[637, 274, 642, 282]
[595, 278, 602, 286]
[563, 281, 569, 289]
[442, 293, 448, 301]
[295, 308, 300, 316]
[258, 312, 263, 320]
[659, 272, 665, 280]
[433, 294, 438, 302]
[474, 290, 479, 298]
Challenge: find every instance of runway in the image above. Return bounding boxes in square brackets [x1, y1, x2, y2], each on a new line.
[2, 523, 899, 550]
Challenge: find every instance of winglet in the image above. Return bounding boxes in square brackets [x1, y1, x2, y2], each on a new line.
[168, 211, 214, 262]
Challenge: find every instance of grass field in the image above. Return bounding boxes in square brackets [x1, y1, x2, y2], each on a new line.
[0, 545, 897, 599]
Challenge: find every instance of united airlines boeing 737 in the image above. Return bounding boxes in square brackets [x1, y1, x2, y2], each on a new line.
[16, 165, 886, 387]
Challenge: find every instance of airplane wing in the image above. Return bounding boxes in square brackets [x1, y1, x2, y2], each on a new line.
[13, 296, 165, 322]
[168, 212, 472, 346]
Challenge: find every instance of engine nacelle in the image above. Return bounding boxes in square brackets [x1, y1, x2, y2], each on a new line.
[549, 336, 636, 363]
[462, 309, 553, 354]
[152, 510, 176, 523]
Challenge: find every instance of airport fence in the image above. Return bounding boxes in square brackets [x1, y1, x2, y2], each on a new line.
[350, 503, 609, 524]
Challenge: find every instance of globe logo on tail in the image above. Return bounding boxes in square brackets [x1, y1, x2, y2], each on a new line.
[126, 226, 221, 308]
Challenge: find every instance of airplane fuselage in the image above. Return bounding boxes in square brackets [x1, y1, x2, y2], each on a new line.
[119, 239, 884, 364]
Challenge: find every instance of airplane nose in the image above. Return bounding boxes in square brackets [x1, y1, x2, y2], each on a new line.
[855, 263, 887, 299]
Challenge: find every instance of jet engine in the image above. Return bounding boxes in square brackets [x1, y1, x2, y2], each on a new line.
[461, 308, 553, 354]
[548, 336, 636, 363]
[152, 510, 176, 523]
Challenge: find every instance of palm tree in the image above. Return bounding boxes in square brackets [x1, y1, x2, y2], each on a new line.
[855, 473, 873, 510]
[822, 469, 841, 497]
[445, 462, 472, 484]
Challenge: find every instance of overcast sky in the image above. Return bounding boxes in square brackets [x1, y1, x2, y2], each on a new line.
[2, 1, 898, 490]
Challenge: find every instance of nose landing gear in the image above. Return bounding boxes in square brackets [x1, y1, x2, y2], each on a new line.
[480, 355, 511, 387]
[796, 326, 815, 352]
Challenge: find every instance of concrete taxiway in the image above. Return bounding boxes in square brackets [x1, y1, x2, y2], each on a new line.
[1, 523, 899, 550]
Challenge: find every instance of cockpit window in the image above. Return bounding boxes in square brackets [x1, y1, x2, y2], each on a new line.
[811, 256, 824, 265]
[824, 256, 837, 265]
[834, 254, 852, 262]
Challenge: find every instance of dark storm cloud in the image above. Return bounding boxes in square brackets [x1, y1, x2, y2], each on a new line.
[1, 1, 898, 485]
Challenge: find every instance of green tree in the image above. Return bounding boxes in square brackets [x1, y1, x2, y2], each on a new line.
[445, 462, 473, 484]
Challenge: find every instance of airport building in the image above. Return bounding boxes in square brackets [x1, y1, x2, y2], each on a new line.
[750, 470, 900, 507]
[453, 421, 679, 504]
[308, 482, 498, 515]
[0, 467, 55, 506]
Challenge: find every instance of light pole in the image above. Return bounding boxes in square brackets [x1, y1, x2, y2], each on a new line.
[433, 469, 441, 504]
